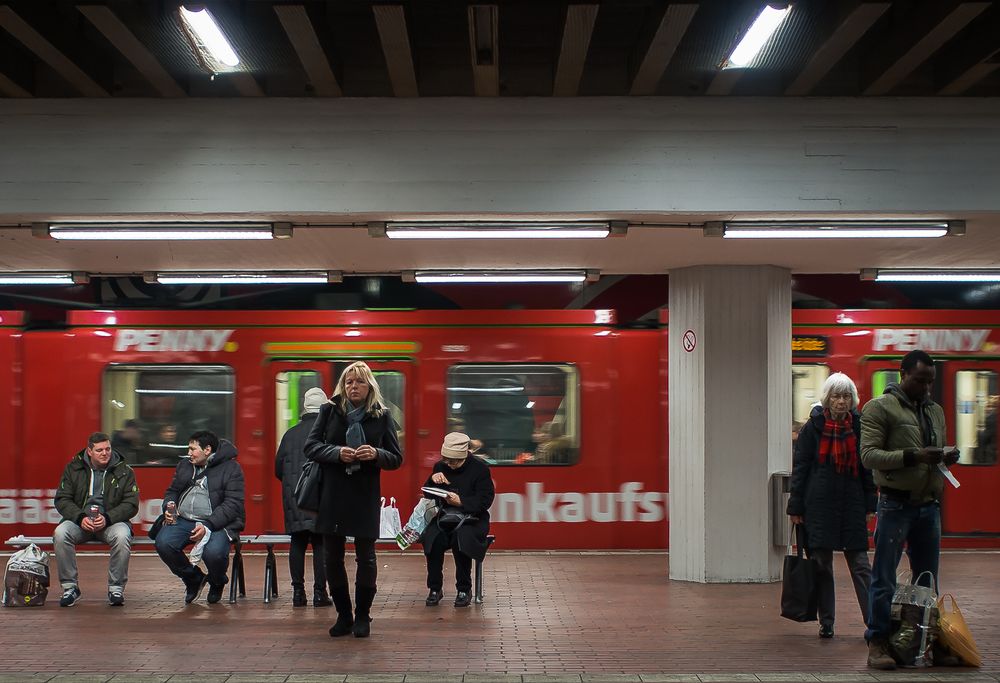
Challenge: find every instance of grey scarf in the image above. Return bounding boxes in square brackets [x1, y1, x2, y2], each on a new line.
[344, 404, 366, 474]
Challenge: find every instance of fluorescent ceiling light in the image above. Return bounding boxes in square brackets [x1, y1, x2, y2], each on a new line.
[43, 223, 291, 241]
[373, 221, 625, 239]
[862, 268, 1000, 283]
[150, 271, 341, 285]
[726, 4, 791, 68]
[710, 220, 960, 239]
[412, 270, 594, 284]
[0, 272, 81, 285]
[179, 6, 240, 67]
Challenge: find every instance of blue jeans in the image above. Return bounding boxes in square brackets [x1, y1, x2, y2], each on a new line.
[865, 495, 941, 642]
[155, 517, 232, 587]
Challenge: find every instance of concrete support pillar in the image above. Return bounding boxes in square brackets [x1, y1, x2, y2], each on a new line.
[668, 265, 791, 582]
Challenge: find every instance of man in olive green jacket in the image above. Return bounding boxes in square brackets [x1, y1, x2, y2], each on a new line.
[860, 350, 959, 670]
[53, 432, 139, 607]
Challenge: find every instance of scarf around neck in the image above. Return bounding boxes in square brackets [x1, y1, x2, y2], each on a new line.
[818, 410, 858, 477]
[344, 403, 367, 474]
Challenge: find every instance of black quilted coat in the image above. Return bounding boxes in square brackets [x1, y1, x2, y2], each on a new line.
[787, 405, 876, 551]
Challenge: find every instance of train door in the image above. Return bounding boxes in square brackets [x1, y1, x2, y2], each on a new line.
[265, 359, 417, 534]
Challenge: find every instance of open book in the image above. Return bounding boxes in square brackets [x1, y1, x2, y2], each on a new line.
[421, 486, 451, 499]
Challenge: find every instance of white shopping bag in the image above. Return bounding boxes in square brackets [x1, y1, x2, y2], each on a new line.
[3, 543, 50, 607]
[379, 496, 403, 539]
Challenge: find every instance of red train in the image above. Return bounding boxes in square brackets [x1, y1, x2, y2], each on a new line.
[0, 308, 997, 548]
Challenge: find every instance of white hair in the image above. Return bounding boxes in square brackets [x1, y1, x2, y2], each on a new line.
[820, 372, 859, 412]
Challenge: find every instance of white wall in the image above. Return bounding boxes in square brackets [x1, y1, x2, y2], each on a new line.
[1, 97, 1000, 218]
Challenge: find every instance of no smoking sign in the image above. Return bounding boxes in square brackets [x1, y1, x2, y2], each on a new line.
[682, 329, 697, 353]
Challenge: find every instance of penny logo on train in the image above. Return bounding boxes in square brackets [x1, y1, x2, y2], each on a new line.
[871, 328, 992, 352]
[113, 329, 235, 352]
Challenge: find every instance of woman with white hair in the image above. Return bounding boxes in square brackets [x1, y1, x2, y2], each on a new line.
[787, 372, 876, 639]
[305, 361, 402, 638]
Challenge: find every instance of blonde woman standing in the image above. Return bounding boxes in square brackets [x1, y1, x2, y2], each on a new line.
[305, 361, 402, 638]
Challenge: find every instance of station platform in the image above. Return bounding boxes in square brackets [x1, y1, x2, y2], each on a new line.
[0, 550, 996, 682]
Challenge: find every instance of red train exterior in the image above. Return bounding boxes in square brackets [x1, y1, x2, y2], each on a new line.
[0, 308, 997, 548]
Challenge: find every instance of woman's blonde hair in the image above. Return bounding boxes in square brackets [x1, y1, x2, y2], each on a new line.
[821, 372, 859, 412]
[333, 361, 386, 417]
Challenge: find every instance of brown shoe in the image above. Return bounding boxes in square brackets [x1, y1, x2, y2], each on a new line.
[867, 639, 896, 670]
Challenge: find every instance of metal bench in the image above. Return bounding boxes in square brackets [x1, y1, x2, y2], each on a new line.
[5, 533, 248, 604]
[248, 533, 496, 604]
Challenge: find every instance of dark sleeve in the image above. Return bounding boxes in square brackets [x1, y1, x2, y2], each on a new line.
[374, 411, 403, 471]
[859, 421, 877, 513]
[205, 463, 246, 532]
[786, 421, 817, 517]
[105, 466, 139, 526]
[462, 464, 496, 516]
[423, 461, 445, 497]
[162, 463, 187, 512]
[304, 404, 343, 465]
[275, 432, 288, 480]
[54, 461, 84, 525]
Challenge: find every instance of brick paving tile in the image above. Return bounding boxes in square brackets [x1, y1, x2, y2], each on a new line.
[344, 676, 405, 683]
[929, 676, 997, 681]
[3, 553, 999, 677]
[697, 676, 760, 682]
[521, 676, 584, 683]
[285, 677, 348, 683]
[108, 677, 173, 683]
[402, 675, 464, 683]
[0, 676, 54, 683]
[755, 675, 820, 682]
[47, 677, 113, 683]
[226, 676, 291, 682]
[581, 676, 643, 682]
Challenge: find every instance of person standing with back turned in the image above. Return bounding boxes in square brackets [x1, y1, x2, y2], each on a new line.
[305, 361, 403, 638]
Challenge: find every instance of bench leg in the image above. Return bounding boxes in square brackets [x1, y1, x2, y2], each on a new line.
[229, 541, 244, 604]
[474, 558, 484, 604]
[263, 545, 276, 603]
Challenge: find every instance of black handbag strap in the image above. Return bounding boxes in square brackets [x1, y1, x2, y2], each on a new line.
[788, 523, 806, 558]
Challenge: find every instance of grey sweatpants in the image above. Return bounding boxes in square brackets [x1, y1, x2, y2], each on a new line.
[53, 520, 132, 590]
[807, 547, 871, 627]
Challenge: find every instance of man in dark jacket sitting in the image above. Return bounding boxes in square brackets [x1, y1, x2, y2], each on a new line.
[53, 432, 139, 607]
[155, 430, 245, 605]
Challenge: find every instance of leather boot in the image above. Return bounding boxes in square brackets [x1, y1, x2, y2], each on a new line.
[313, 588, 333, 607]
[867, 639, 896, 670]
[292, 585, 307, 607]
[352, 585, 377, 638]
[327, 585, 353, 637]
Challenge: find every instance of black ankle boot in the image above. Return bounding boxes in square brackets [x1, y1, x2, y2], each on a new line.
[353, 585, 377, 638]
[313, 588, 332, 607]
[292, 586, 307, 607]
[328, 586, 353, 637]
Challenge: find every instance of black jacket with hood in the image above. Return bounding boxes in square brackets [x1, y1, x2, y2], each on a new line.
[162, 439, 245, 536]
[421, 455, 495, 562]
[275, 412, 319, 534]
[55, 449, 139, 527]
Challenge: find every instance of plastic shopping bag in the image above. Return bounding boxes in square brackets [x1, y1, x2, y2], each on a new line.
[379, 496, 403, 539]
[396, 497, 438, 549]
[889, 570, 939, 667]
[937, 594, 981, 667]
[3, 543, 50, 607]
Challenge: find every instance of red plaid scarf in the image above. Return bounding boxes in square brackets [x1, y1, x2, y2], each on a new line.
[818, 410, 858, 477]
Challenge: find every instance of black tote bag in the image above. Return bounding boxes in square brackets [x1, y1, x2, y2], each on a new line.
[293, 460, 322, 513]
[780, 524, 819, 622]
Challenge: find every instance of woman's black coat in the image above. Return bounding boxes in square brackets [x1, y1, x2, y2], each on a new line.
[304, 401, 403, 539]
[787, 405, 876, 551]
[421, 456, 495, 562]
[274, 412, 318, 534]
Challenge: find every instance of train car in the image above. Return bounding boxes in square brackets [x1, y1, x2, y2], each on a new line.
[2, 307, 999, 549]
[7, 309, 667, 549]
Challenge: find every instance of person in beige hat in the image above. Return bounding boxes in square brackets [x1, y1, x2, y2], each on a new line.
[421, 432, 495, 607]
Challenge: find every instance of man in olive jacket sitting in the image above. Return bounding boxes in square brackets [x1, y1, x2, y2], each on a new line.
[860, 350, 959, 670]
[53, 432, 139, 607]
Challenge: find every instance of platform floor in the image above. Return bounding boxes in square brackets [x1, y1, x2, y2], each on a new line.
[0, 551, 997, 682]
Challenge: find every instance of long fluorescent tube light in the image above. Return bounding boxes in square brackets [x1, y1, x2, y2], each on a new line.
[412, 270, 594, 284]
[150, 271, 341, 285]
[726, 4, 791, 68]
[179, 6, 240, 67]
[0, 272, 80, 285]
[44, 223, 291, 241]
[374, 221, 625, 239]
[710, 221, 960, 239]
[862, 268, 1000, 283]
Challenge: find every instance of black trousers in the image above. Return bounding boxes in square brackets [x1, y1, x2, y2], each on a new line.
[288, 530, 326, 591]
[426, 530, 473, 593]
[323, 533, 377, 589]
[807, 547, 872, 627]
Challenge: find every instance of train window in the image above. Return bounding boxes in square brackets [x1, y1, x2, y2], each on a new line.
[447, 364, 579, 466]
[275, 371, 323, 443]
[792, 365, 829, 439]
[102, 365, 234, 467]
[955, 370, 998, 466]
[871, 370, 900, 400]
[373, 370, 405, 442]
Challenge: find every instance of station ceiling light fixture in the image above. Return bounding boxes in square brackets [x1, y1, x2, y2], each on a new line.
[370, 221, 627, 239]
[146, 271, 341, 285]
[39, 222, 292, 241]
[860, 268, 1000, 282]
[179, 5, 240, 68]
[405, 270, 598, 284]
[724, 3, 791, 69]
[705, 220, 963, 239]
[0, 272, 88, 285]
